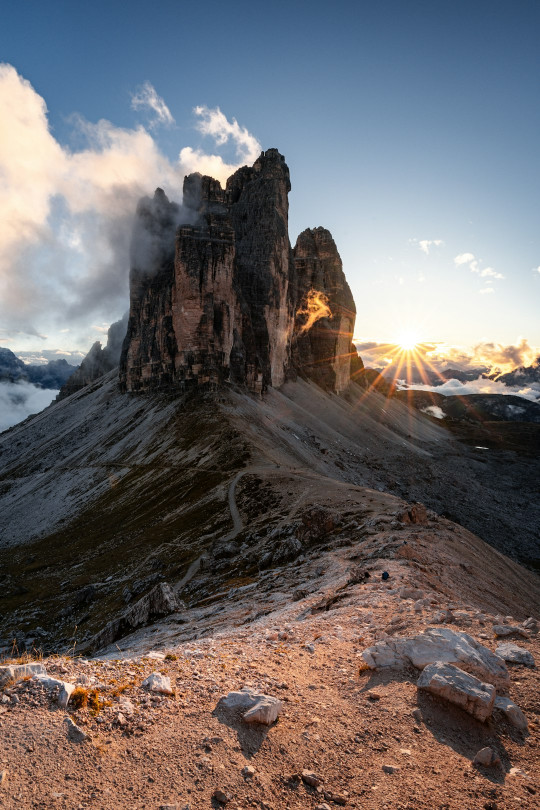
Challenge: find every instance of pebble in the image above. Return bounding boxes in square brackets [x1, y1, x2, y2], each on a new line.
[473, 747, 501, 767]
[213, 789, 231, 804]
[0, 770, 7, 786]
[302, 770, 322, 787]
[382, 764, 400, 774]
[241, 765, 255, 778]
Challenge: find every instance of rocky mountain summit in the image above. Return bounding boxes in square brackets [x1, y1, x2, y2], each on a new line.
[120, 150, 358, 395]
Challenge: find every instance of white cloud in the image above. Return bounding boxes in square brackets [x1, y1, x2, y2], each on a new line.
[421, 405, 446, 419]
[131, 81, 175, 128]
[454, 252, 475, 265]
[479, 266, 504, 279]
[534, 266, 540, 274]
[454, 250, 504, 284]
[418, 239, 443, 255]
[179, 106, 261, 184]
[479, 287, 494, 294]
[0, 64, 260, 345]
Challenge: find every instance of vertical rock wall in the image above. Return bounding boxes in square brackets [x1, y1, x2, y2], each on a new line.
[120, 150, 359, 395]
[292, 228, 357, 394]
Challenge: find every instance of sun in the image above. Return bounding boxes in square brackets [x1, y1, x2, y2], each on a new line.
[397, 330, 420, 352]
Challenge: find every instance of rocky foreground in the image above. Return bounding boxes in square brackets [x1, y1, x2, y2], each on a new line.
[1, 531, 538, 810]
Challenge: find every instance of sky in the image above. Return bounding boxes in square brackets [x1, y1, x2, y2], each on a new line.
[1, 0, 539, 371]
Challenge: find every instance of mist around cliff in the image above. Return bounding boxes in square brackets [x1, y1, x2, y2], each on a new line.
[0, 64, 261, 350]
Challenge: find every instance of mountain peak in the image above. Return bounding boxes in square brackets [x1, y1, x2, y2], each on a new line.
[120, 151, 357, 395]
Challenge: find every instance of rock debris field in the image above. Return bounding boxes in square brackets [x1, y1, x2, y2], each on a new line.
[1, 562, 539, 810]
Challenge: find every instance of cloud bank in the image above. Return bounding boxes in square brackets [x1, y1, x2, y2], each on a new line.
[0, 65, 261, 347]
[404, 376, 540, 403]
[0, 381, 58, 433]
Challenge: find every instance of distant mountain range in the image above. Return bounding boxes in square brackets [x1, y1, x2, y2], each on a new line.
[0, 348, 78, 389]
[493, 357, 540, 387]
[377, 356, 540, 391]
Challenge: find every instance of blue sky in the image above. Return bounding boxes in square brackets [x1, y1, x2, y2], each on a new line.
[1, 0, 539, 370]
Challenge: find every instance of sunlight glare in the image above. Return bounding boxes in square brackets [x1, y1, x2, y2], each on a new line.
[397, 330, 420, 352]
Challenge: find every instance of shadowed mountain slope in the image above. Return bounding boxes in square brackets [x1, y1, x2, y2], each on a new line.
[1, 372, 538, 654]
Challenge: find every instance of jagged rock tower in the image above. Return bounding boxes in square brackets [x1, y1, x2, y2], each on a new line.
[120, 149, 360, 394]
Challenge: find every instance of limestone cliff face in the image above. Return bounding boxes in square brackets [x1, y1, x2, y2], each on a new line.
[292, 228, 358, 393]
[120, 150, 359, 395]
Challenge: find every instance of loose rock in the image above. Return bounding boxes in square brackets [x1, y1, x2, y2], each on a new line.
[141, 672, 174, 696]
[361, 628, 509, 687]
[219, 688, 282, 725]
[302, 769, 322, 787]
[494, 696, 528, 730]
[212, 788, 230, 804]
[493, 625, 529, 638]
[495, 642, 535, 667]
[65, 717, 90, 743]
[417, 662, 496, 722]
[34, 674, 75, 708]
[473, 747, 501, 767]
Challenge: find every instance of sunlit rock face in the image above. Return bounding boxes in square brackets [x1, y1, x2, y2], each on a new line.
[120, 150, 358, 394]
[292, 228, 357, 393]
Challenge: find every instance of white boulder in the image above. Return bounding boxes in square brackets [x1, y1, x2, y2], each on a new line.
[0, 662, 46, 687]
[417, 662, 496, 722]
[33, 674, 75, 708]
[219, 687, 282, 725]
[141, 672, 174, 695]
[361, 628, 509, 687]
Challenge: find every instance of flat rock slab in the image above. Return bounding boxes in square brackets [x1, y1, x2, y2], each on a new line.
[495, 642, 535, 667]
[494, 696, 528, 730]
[34, 674, 75, 708]
[361, 627, 509, 687]
[219, 688, 283, 725]
[493, 625, 530, 638]
[64, 716, 90, 743]
[0, 662, 46, 687]
[417, 662, 496, 721]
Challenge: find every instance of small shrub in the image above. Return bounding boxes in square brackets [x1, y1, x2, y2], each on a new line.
[70, 687, 89, 710]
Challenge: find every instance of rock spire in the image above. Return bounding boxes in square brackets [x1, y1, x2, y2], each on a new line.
[120, 149, 358, 394]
